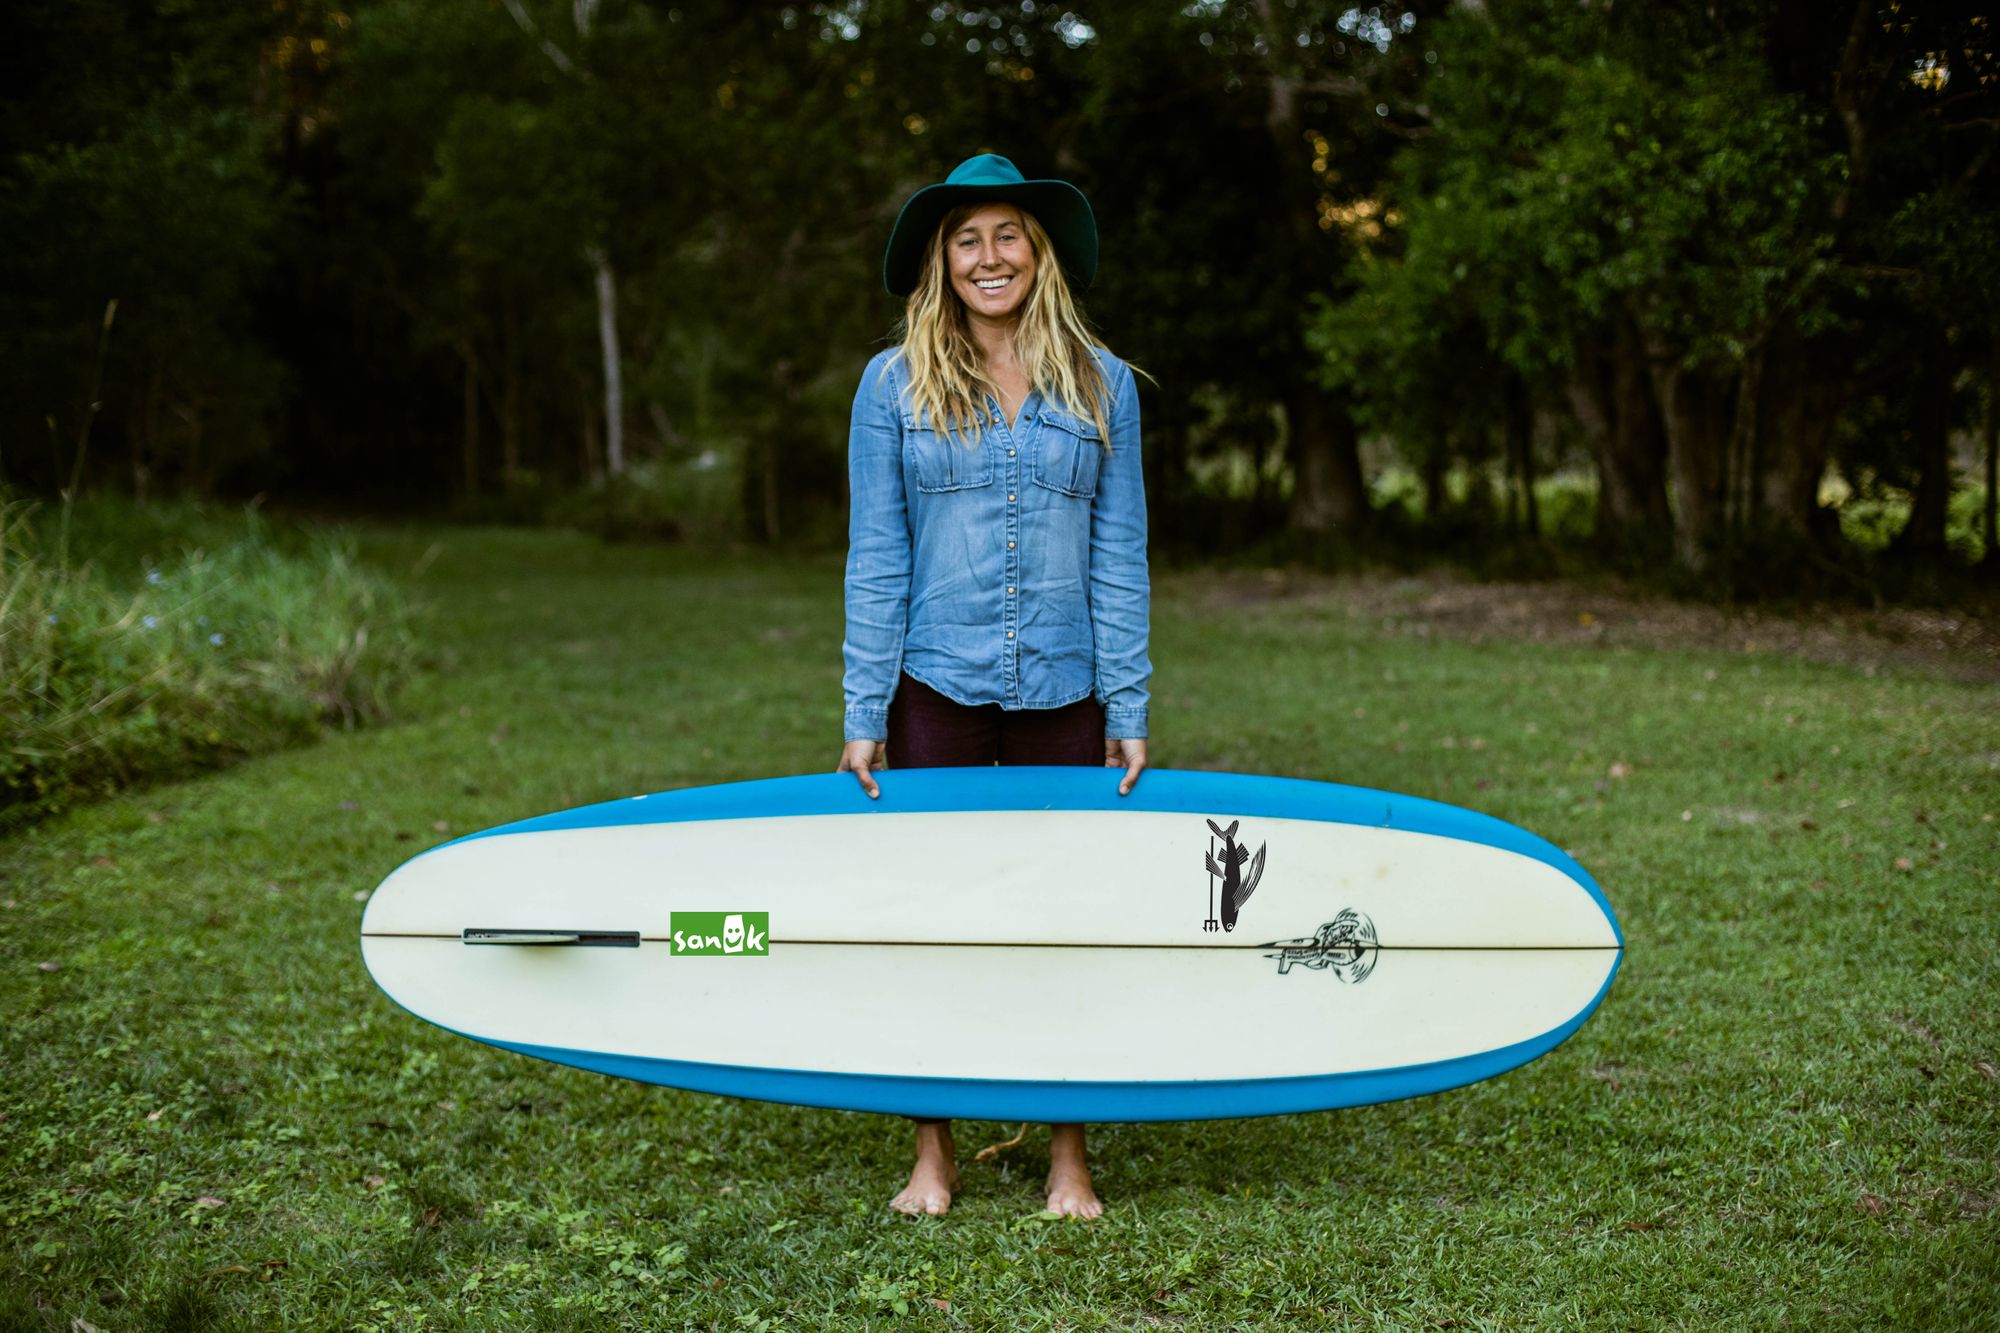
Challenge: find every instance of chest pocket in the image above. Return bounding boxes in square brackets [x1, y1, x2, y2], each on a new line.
[1031, 407, 1104, 499]
[903, 409, 994, 493]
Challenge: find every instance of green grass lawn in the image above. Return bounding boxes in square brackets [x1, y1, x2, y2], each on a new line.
[3, 527, 1996, 1331]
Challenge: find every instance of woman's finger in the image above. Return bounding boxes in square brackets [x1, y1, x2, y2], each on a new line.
[838, 745, 882, 798]
[1118, 755, 1146, 796]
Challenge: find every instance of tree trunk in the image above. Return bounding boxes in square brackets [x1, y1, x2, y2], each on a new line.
[130, 359, 163, 505]
[1642, 322, 1734, 570]
[1285, 386, 1367, 534]
[1725, 334, 1767, 535]
[588, 244, 625, 476]
[1421, 448, 1448, 520]
[646, 400, 681, 455]
[1461, 432, 1497, 521]
[186, 406, 205, 496]
[1505, 375, 1538, 536]
[1753, 334, 1846, 544]
[498, 0, 616, 480]
[1566, 335, 1614, 505]
[1892, 332, 1955, 554]
[1984, 336, 1998, 565]
[762, 359, 802, 544]
[1567, 319, 1670, 549]
[501, 290, 522, 487]
[458, 340, 481, 497]
[577, 367, 601, 482]
[1254, 0, 1369, 536]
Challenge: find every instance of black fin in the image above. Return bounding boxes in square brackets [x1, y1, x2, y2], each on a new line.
[1232, 844, 1267, 911]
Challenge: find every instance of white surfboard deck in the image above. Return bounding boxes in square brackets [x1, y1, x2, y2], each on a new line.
[360, 768, 1622, 1121]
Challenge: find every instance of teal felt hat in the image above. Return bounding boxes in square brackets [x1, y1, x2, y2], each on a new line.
[882, 153, 1098, 297]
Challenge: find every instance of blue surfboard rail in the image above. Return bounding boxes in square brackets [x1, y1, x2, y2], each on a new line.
[376, 768, 1624, 1120]
[458, 952, 1623, 1122]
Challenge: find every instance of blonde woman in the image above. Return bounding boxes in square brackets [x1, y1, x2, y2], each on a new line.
[837, 155, 1152, 1217]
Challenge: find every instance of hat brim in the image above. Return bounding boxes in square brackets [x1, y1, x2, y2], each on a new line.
[882, 179, 1098, 297]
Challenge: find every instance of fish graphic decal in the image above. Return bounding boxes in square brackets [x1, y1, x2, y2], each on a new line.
[1264, 909, 1380, 982]
[1203, 818, 1267, 933]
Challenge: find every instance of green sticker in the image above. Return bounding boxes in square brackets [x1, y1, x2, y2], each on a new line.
[669, 911, 769, 956]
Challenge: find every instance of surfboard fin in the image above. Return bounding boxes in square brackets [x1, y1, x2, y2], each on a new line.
[461, 928, 640, 947]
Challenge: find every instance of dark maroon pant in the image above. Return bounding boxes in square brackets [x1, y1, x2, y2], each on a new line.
[888, 673, 1101, 1124]
[887, 673, 1104, 769]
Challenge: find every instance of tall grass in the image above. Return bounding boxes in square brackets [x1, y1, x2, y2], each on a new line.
[0, 494, 420, 828]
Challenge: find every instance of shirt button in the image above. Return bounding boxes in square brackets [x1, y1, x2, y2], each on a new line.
[1006, 630, 1015, 639]
[1007, 540, 1015, 549]
[1008, 449, 1016, 457]
[1007, 586, 1015, 594]
[1007, 494, 1016, 503]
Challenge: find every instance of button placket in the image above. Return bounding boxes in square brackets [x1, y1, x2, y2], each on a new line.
[994, 394, 1022, 706]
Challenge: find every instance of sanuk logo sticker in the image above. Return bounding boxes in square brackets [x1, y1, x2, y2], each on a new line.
[670, 912, 769, 956]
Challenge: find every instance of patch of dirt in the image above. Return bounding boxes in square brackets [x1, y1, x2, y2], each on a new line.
[1177, 568, 2000, 682]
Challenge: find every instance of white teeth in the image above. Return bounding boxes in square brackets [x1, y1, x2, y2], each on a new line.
[975, 277, 1012, 289]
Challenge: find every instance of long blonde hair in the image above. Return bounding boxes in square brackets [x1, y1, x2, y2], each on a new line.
[891, 203, 1113, 445]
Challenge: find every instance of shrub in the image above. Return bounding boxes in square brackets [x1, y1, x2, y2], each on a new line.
[0, 496, 420, 828]
[544, 451, 745, 544]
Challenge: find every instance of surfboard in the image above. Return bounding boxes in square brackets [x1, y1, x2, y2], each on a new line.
[360, 768, 1622, 1122]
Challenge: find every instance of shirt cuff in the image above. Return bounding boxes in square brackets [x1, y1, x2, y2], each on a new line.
[844, 708, 889, 744]
[1103, 707, 1147, 741]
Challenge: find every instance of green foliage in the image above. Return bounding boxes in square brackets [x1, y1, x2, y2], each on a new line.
[0, 527, 1994, 1328]
[0, 6, 291, 493]
[2, 1, 1994, 587]
[0, 495, 420, 828]
[1317, 15, 1846, 409]
[545, 452, 748, 545]
[1311, 0, 1997, 574]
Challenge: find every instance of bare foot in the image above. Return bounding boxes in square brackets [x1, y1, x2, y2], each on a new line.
[890, 1122, 960, 1216]
[1044, 1123, 1104, 1219]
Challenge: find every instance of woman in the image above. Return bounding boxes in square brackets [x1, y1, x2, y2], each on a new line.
[838, 154, 1152, 1218]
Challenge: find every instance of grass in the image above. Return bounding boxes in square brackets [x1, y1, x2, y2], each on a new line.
[0, 496, 420, 828]
[1, 526, 1995, 1330]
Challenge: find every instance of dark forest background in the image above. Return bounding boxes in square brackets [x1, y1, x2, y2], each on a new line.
[3, 0, 1996, 593]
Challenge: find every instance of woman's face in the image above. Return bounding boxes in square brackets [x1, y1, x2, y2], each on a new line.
[947, 204, 1037, 321]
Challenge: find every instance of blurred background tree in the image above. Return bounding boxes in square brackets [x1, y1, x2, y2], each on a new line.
[1, 0, 1994, 591]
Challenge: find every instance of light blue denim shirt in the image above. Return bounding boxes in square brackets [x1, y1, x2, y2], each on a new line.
[842, 345, 1151, 743]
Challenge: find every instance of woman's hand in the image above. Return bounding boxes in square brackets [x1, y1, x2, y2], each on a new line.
[838, 739, 886, 799]
[1104, 738, 1147, 796]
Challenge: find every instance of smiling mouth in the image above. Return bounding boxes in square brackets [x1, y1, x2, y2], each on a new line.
[973, 276, 1014, 292]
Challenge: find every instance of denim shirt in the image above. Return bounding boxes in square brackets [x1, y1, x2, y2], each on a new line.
[842, 345, 1151, 743]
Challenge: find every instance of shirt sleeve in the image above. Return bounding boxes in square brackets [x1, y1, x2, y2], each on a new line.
[842, 354, 910, 743]
[1090, 360, 1152, 740]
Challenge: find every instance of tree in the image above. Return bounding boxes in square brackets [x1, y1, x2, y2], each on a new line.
[1312, 0, 2000, 578]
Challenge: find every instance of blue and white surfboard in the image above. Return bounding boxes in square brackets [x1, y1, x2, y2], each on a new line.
[360, 768, 1622, 1121]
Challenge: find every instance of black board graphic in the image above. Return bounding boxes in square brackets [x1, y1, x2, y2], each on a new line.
[1203, 819, 1267, 932]
[1264, 910, 1379, 982]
